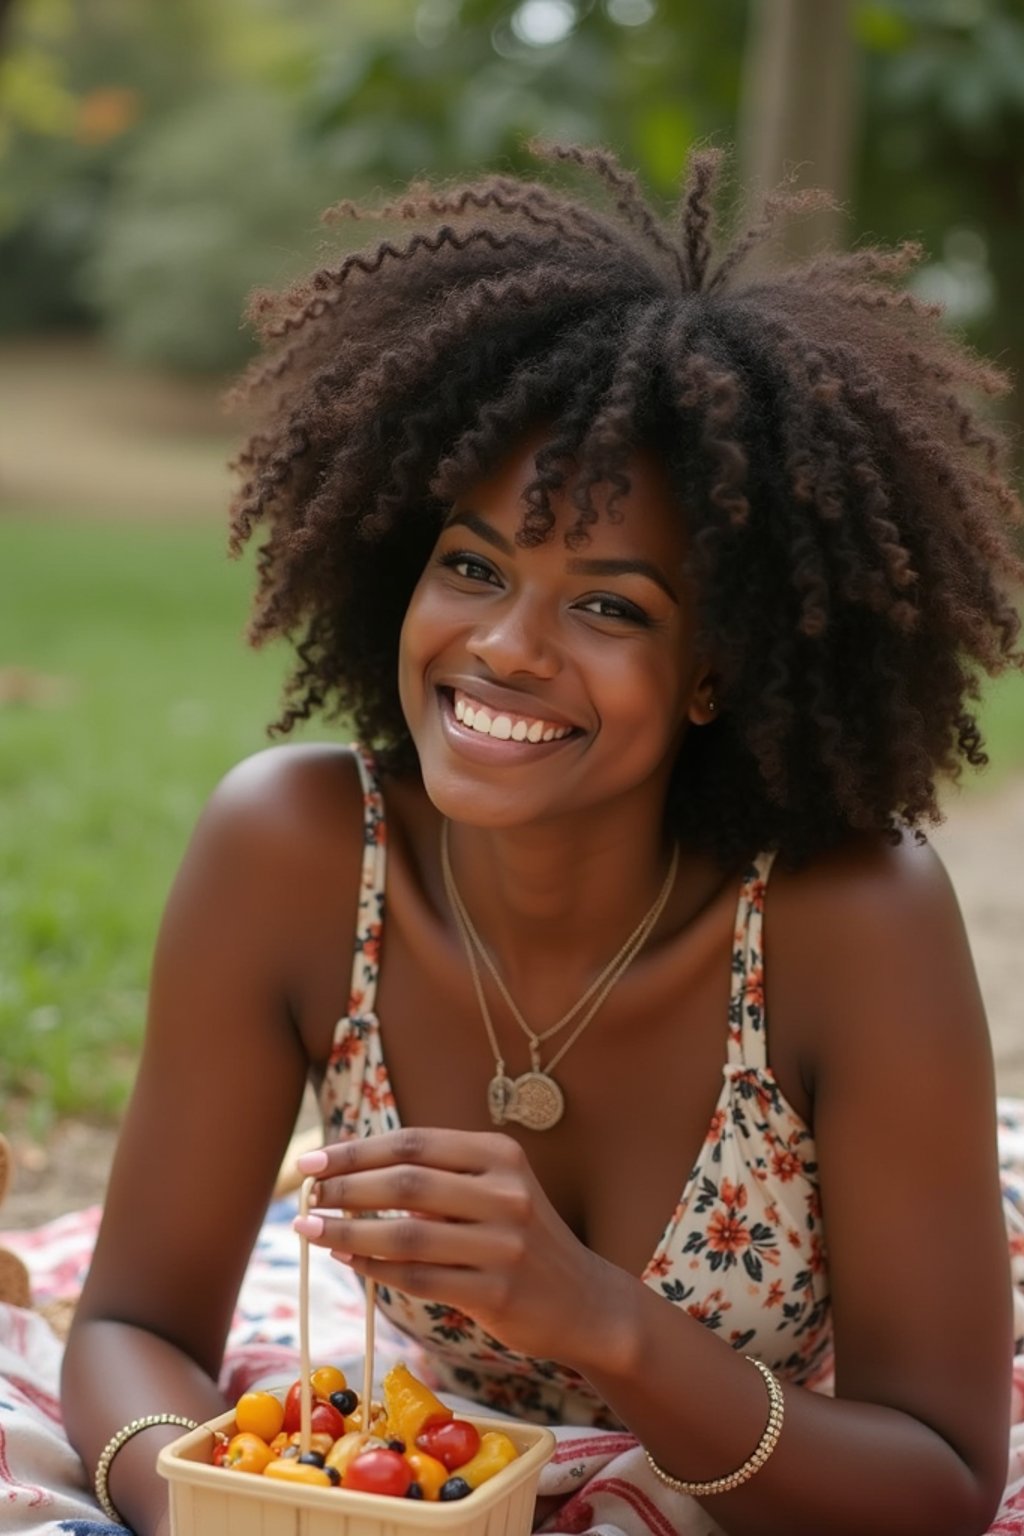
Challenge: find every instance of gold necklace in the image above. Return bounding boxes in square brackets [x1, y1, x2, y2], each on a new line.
[441, 822, 679, 1131]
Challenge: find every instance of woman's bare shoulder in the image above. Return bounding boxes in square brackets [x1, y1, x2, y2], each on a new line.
[769, 829, 967, 972]
[157, 743, 377, 973]
[765, 829, 987, 1084]
[206, 741, 367, 839]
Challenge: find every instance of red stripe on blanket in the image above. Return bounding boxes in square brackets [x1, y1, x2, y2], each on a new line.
[578, 1475, 682, 1536]
[0, 1424, 48, 1508]
[551, 1435, 637, 1463]
[5, 1375, 62, 1424]
[989, 1485, 1024, 1535]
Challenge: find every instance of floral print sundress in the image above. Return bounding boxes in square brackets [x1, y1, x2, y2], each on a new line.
[319, 748, 832, 1428]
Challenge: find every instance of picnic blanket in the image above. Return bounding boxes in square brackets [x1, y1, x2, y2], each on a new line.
[5, 1100, 1024, 1535]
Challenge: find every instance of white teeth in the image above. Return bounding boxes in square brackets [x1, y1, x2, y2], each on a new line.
[450, 690, 573, 745]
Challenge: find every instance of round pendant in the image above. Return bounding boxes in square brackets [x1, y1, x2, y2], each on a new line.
[487, 1073, 515, 1126]
[504, 1071, 565, 1132]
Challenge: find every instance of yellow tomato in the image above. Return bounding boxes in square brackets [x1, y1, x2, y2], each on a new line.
[455, 1431, 519, 1489]
[222, 1431, 274, 1474]
[263, 1458, 332, 1486]
[310, 1364, 347, 1400]
[404, 1448, 449, 1500]
[235, 1390, 285, 1442]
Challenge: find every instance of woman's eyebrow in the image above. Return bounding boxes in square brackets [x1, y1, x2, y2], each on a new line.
[444, 509, 514, 554]
[445, 509, 679, 603]
[567, 557, 680, 604]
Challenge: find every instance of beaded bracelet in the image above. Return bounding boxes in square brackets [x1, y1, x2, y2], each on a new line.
[645, 1357, 785, 1497]
[94, 1414, 201, 1524]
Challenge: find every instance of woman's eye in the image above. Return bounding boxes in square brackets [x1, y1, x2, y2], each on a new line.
[576, 594, 649, 625]
[438, 551, 498, 584]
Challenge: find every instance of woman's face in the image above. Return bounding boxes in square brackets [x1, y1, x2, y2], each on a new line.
[398, 430, 712, 829]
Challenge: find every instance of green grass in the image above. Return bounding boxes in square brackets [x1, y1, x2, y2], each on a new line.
[974, 663, 1024, 783]
[0, 514, 333, 1130]
[0, 514, 1022, 1128]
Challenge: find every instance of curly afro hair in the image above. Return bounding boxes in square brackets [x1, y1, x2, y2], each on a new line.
[227, 142, 1024, 867]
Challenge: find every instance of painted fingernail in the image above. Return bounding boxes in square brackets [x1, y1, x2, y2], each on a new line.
[293, 1214, 324, 1238]
[296, 1149, 329, 1174]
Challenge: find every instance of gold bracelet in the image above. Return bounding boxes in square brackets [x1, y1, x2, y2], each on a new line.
[645, 1356, 784, 1497]
[94, 1414, 200, 1524]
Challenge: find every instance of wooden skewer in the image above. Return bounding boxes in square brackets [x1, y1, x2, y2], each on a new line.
[298, 1176, 377, 1443]
[363, 1278, 377, 1433]
[298, 1176, 316, 1458]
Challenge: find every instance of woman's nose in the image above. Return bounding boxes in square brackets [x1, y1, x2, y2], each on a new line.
[466, 597, 560, 680]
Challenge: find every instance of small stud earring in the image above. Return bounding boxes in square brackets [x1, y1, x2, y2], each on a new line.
[708, 698, 716, 715]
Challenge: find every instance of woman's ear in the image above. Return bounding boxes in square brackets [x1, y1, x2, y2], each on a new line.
[687, 672, 718, 727]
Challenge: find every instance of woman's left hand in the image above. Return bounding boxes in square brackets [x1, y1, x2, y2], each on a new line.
[293, 1127, 627, 1367]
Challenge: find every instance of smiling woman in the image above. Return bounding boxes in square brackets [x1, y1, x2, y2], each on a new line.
[59, 143, 1024, 1536]
[397, 435, 701, 830]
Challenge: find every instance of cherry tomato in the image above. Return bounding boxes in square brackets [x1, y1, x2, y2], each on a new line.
[416, 1418, 481, 1471]
[311, 1401, 348, 1438]
[235, 1390, 284, 1442]
[310, 1365, 347, 1400]
[343, 1448, 415, 1497]
[221, 1431, 274, 1474]
[282, 1384, 346, 1438]
[212, 1435, 230, 1467]
[282, 1380, 304, 1433]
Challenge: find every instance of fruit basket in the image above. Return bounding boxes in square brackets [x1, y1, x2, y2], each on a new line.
[157, 1178, 555, 1535]
[158, 1406, 554, 1536]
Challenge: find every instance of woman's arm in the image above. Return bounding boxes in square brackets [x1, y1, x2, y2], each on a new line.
[299, 836, 1012, 1536]
[61, 745, 364, 1536]
[564, 836, 1012, 1534]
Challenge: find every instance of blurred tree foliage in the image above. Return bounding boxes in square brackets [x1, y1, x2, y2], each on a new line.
[1, 0, 1023, 402]
[856, 0, 1024, 420]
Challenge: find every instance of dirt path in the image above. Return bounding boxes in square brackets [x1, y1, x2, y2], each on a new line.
[0, 340, 235, 519]
[4, 776, 1023, 1231]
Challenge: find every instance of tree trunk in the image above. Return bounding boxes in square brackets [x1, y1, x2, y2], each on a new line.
[0, 0, 16, 52]
[737, 0, 860, 265]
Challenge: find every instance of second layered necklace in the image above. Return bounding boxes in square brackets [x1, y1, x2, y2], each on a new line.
[441, 822, 678, 1131]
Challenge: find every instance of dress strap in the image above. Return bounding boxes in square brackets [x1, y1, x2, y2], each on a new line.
[726, 850, 777, 1070]
[346, 745, 388, 1017]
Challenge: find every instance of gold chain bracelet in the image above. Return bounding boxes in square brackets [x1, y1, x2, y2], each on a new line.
[94, 1414, 200, 1524]
[645, 1357, 784, 1497]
